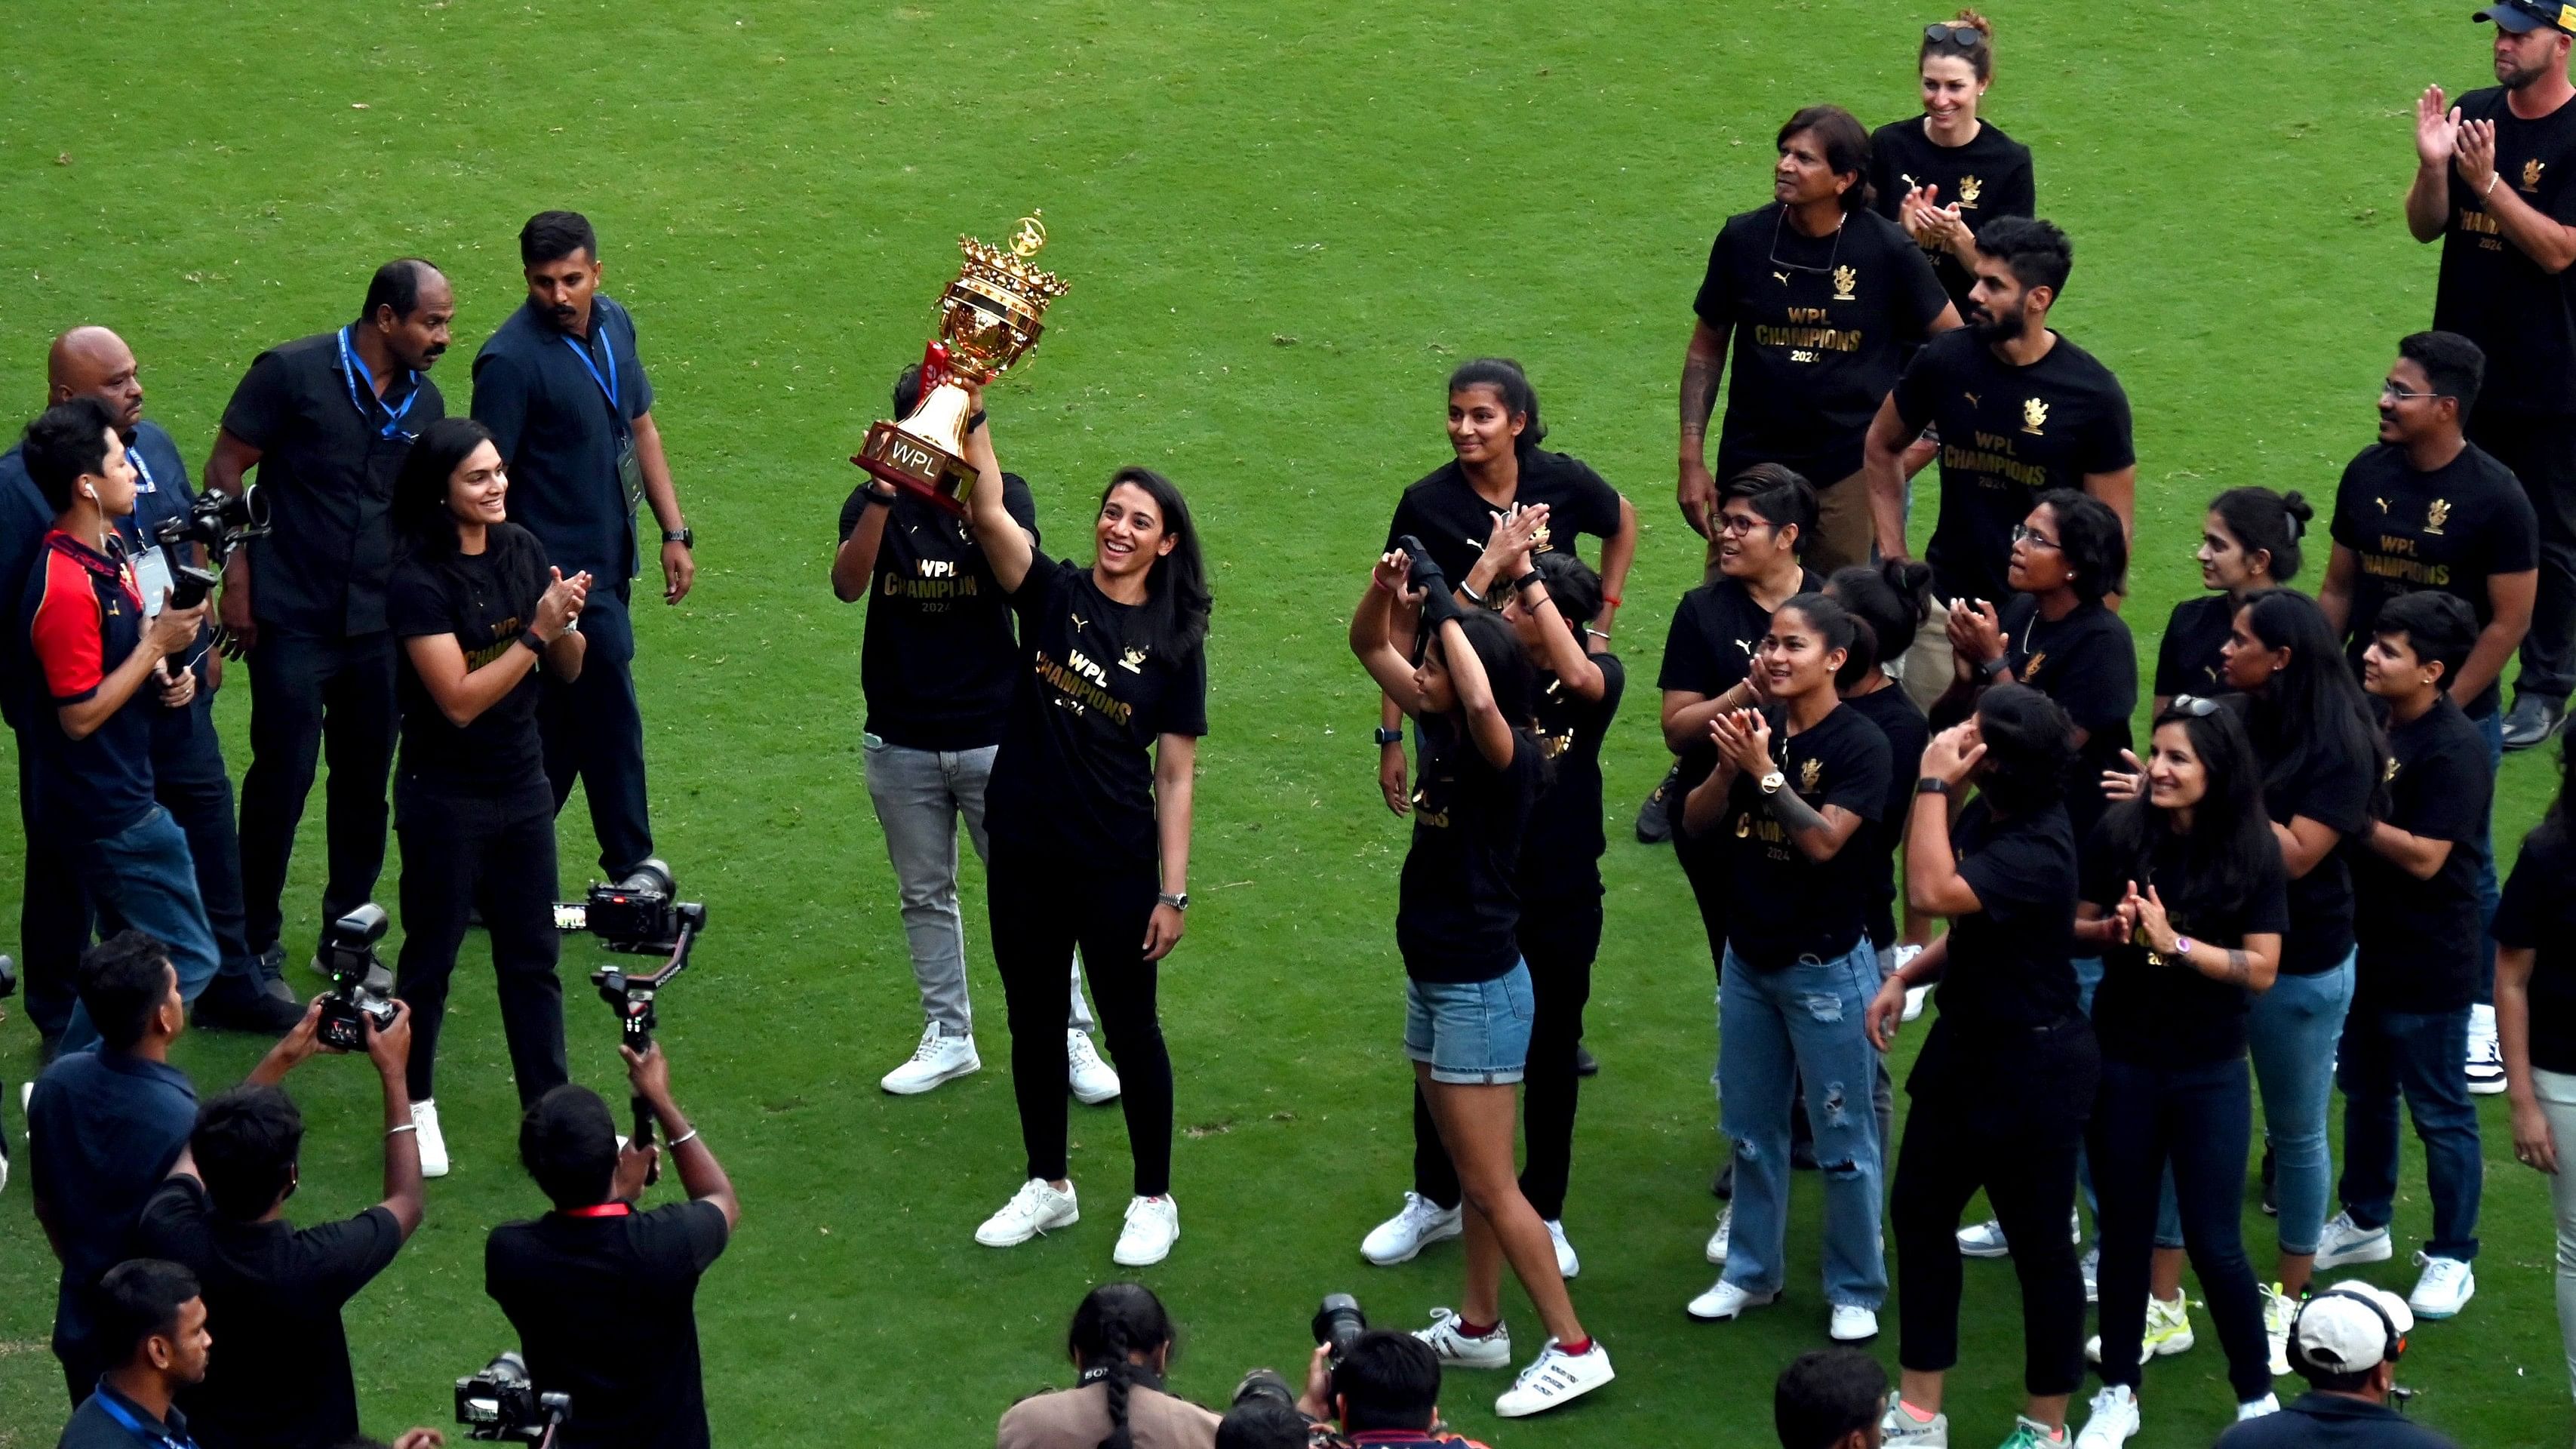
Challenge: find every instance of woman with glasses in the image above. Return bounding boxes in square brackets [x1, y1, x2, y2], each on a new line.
[2217, 588, 2387, 1371]
[1871, 11, 2037, 318]
[2073, 699, 2289, 1445]
[2155, 488, 2314, 714]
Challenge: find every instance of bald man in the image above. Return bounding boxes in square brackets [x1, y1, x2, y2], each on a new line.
[0, 330, 300, 1043]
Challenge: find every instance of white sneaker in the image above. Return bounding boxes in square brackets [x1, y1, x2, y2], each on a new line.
[2263, 1282, 2297, 1377]
[412, 1100, 450, 1179]
[1686, 1277, 1778, 1320]
[2466, 1032, 2507, 1096]
[1957, 1218, 2011, 1257]
[2072, 1384, 2141, 1449]
[2236, 1394, 2279, 1420]
[1493, 1339, 1613, 1418]
[1879, 1395, 1949, 1447]
[1067, 1029, 1122, 1106]
[1830, 1304, 1880, 1342]
[1414, 1308, 1511, 1369]
[1361, 1192, 1463, 1266]
[1546, 1218, 1581, 1278]
[2314, 1211, 2393, 1269]
[2408, 1252, 2476, 1318]
[2088, 1293, 2196, 1363]
[1705, 1204, 1732, 1263]
[2080, 1244, 2099, 1304]
[1113, 1194, 1179, 1266]
[976, 1177, 1079, 1247]
[880, 1024, 980, 1095]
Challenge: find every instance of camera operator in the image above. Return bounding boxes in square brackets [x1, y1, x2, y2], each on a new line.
[2212, 1282, 2458, 1449]
[30, 934, 200, 1404]
[485, 1044, 737, 1449]
[55, 1259, 209, 1449]
[388, 417, 589, 1171]
[131, 998, 425, 1449]
[1313, 1331, 1493, 1449]
[209, 260, 453, 983]
[998, 1283, 1221, 1449]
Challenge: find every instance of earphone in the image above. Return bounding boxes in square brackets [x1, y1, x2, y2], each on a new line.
[2290, 1286, 2404, 1375]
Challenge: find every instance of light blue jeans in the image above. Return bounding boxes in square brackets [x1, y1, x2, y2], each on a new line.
[1719, 941, 1888, 1309]
[2247, 951, 2358, 1257]
[60, 806, 220, 1053]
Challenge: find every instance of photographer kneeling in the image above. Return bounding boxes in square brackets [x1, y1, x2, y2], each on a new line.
[999, 1283, 1221, 1449]
[132, 997, 425, 1449]
[485, 1041, 737, 1449]
[1314, 1331, 1492, 1449]
[386, 417, 589, 1174]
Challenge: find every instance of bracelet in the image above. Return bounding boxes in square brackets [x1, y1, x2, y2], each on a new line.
[2487, 171, 2504, 197]
[387, 1123, 418, 1137]
[669, 1128, 699, 1149]
[1600, 592, 1622, 608]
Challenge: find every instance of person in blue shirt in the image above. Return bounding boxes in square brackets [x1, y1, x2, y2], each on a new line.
[471, 211, 695, 885]
[53, 1258, 209, 1449]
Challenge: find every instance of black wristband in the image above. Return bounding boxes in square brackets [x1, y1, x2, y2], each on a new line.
[519, 628, 548, 655]
[1419, 582, 1465, 629]
[1513, 571, 1545, 595]
[969, 409, 989, 432]
[1915, 777, 1953, 796]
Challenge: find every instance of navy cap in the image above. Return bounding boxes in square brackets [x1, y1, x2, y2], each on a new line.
[2476, 0, 2575, 35]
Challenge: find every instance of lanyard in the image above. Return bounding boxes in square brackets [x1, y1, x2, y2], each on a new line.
[127, 446, 158, 494]
[561, 328, 619, 416]
[336, 328, 418, 441]
[93, 1389, 199, 1449]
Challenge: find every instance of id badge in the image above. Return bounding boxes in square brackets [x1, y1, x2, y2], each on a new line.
[133, 547, 174, 617]
[616, 434, 645, 515]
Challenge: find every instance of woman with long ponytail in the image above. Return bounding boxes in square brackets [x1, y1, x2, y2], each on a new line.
[996, 1284, 1218, 1449]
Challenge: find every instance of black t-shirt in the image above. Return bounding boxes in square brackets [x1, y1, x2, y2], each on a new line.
[1382, 451, 1625, 584]
[1893, 328, 2135, 606]
[1520, 654, 1625, 905]
[2495, 817, 2576, 1074]
[133, 1177, 404, 1449]
[1657, 571, 1824, 797]
[2435, 86, 2576, 418]
[1923, 798, 2080, 1038]
[1846, 683, 1930, 950]
[220, 331, 444, 636]
[2353, 698, 2493, 1014]
[387, 525, 552, 812]
[2153, 594, 2236, 702]
[1695, 204, 1951, 485]
[1867, 117, 2038, 312]
[1399, 718, 1546, 982]
[985, 555, 1210, 874]
[486, 1201, 730, 1449]
[1717, 703, 1892, 970]
[2000, 595, 2136, 848]
[2253, 716, 2378, 977]
[841, 473, 1041, 751]
[2330, 441, 2537, 718]
[2083, 814, 2292, 1067]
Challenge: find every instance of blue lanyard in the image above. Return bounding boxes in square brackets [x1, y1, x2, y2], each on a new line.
[93, 1389, 199, 1449]
[336, 328, 418, 441]
[561, 326, 619, 416]
[127, 446, 158, 494]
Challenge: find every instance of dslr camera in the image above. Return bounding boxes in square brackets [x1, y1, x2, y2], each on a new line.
[558, 859, 705, 953]
[315, 904, 398, 1054]
[153, 485, 269, 611]
[455, 1351, 569, 1445]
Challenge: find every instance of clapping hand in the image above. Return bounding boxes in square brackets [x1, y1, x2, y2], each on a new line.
[2458, 115, 2500, 195]
[1711, 707, 1773, 777]
[534, 568, 593, 641]
[1946, 598, 2005, 666]
[2418, 86, 2458, 171]
[2126, 881, 2178, 957]
[1477, 503, 1551, 583]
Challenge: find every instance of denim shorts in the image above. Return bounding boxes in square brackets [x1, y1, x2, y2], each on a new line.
[1404, 962, 1535, 1085]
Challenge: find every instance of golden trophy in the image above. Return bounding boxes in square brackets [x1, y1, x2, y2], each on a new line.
[853, 212, 1070, 514]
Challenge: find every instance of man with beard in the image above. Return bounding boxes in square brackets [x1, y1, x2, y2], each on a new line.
[1861, 216, 2135, 709]
[0, 331, 299, 1047]
[2409, 1, 2576, 754]
[208, 260, 453, 987]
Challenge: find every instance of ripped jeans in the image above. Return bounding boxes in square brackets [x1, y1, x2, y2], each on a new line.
[1718, 941, 1888, 1308]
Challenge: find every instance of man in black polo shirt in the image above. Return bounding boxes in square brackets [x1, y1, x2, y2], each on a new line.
[2408, 0, 2576, 751]
[54, 1259, 209, 1449]
[1862, 216, 2135, 712]
[472, 211, 693, 884]
[210, 260, 452, 978]
[487, 1044, 736, 1449]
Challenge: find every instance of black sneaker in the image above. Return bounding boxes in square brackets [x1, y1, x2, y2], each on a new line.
[1636, 763, 1683, 844]
[2504, 694, 2567, 752]
[191, 974, 304, 1035]
[1573, 1042, 1598, 1078]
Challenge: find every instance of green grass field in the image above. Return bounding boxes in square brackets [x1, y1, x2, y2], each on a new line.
[2, 2, 2573, 1444]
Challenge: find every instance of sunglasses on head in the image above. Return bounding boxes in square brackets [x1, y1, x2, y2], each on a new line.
[2167, 694, 2224, 718]
[1926, 22, 1987, 46]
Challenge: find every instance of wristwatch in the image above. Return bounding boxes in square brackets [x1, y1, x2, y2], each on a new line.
[1978, 654, 2012, 678]
[518, 628, 547, 655]
[1757, 770, 1787, 795]
[1157, 891, 1190, 912]
[2170, 936, 2196, 960]
[663, 526, 694, 549]
[1915, 777, 1953, 796]
[1373, 727, 1406, 747]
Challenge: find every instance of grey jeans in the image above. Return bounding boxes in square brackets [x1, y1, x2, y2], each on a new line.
[864, 737, 1092, 1035]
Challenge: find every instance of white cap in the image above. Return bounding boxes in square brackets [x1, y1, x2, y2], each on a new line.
[2292, 1281, 2415, 1374]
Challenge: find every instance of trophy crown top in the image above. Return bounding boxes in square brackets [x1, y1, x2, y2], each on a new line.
[1009, 211, 1047, 259]
[957, 216, 1070, 304]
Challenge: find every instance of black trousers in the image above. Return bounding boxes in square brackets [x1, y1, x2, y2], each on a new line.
[538, 588, 653, 879]
[1412, 901, 1600, 1220]
[1892, 1020, 2096, 1398]
[988, 847, 1173, 1197]
[391, 791, 569, 1109]
[238, 628, 397, 956]
[2088, 1055, 2273, 1401]
[16, 746, 89, 1038]
[2471, 408, 2576, 703]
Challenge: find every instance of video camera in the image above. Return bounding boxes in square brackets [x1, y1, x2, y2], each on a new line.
[455, 1351, 569, 1445]
[315, 904, 398, 1054]
[153, 485, 269, 611]
[559, 860, 705, 1053]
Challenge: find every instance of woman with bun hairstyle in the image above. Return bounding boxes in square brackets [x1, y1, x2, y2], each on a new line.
[2154, 488, 2313, 712]
[1870, 11, 2038, 318]
[1830, 561, 1938, 1010]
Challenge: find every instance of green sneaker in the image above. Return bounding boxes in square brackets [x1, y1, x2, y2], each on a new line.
[1996, 1416, 2067, 1449]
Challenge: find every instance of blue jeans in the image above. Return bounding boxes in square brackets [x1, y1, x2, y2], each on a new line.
[2474, 704, 2504, 1006]
[1719, 942, 1887, 1308]
[2338, 1005, 2483, 1260]
[2249, 952, 2358, 1256]
[1404, 964, 1535, 1085]
[58, 806, 219, 1051]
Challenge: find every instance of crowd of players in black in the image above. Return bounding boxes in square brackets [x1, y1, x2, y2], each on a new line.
[19, 7, 2576, 1449]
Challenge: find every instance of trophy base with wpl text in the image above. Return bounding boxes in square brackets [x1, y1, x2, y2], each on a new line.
[853, 377, 977, 515]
